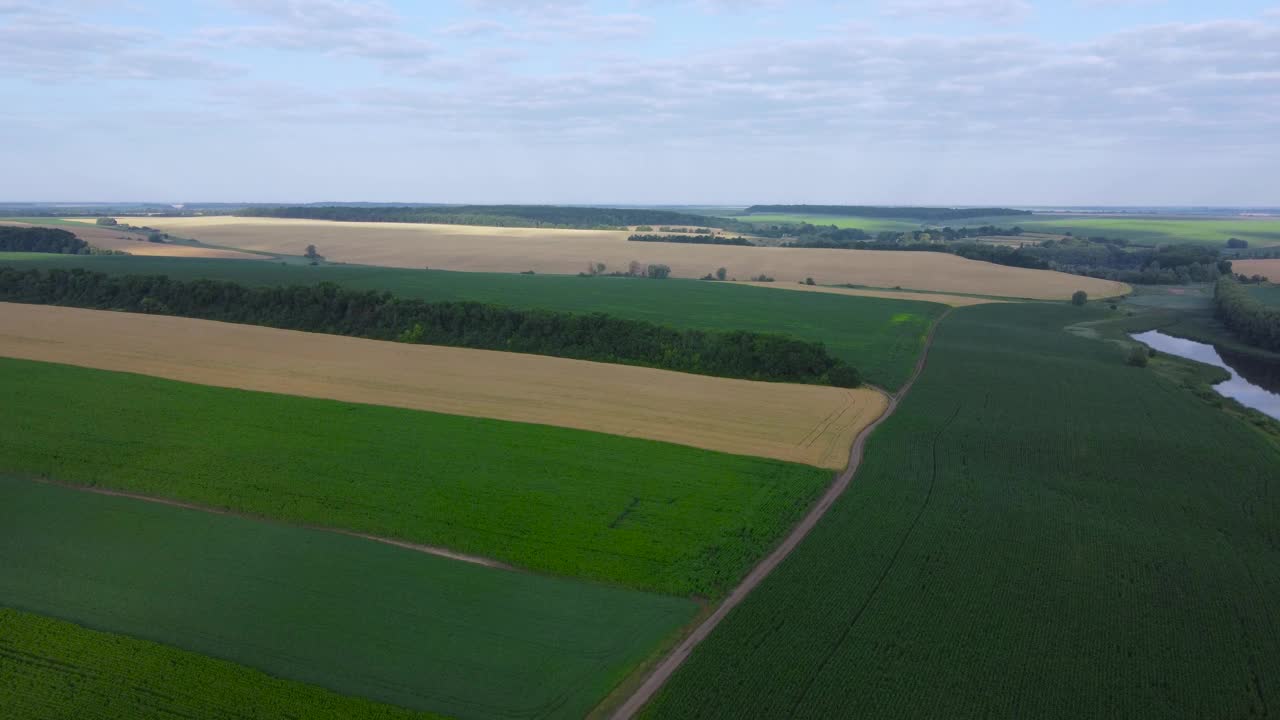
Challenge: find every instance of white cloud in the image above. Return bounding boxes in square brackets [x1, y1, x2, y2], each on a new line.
[882, 0, 1031, 22]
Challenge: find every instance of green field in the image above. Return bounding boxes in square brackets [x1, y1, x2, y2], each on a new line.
[0, 608, 439, 720]
[0, 254, 943, 390]
[1012, 216, 1280, 247]
[720, 212, 1280, 247]
[0, 357, 831, 597]
[645, 303, 1280, 718]
[0, 479, 695, 720]
[1246, 283, 1280, 307]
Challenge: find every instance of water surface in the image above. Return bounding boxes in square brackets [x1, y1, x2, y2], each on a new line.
[1131, 330, 1280, 421]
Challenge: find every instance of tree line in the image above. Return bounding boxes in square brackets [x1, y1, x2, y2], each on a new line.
[1031, 238, 1231, 284]
[0, 226, 90, 254]
[744, 205, 1031, 221]
[0, 267, 862, 387]
[628, 234, 754, 246]
[238, 205, 754, 232]
[1214, 277, 1280, 352]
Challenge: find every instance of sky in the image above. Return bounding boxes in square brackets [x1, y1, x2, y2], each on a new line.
[1, 0, 1277, 205]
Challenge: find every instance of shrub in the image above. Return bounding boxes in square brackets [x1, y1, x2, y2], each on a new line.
[1127, 346, 1149, 367]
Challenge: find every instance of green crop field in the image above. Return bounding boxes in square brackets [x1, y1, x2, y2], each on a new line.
[0, 478, 695, 720]
[0, 254, 943, 390]
[718, 212, 1280, 247]
[1245, 283, 1280, 307]
[0, 608, 439, 720]
[644, 303, 1280, 718]
[0, 357, 831, 597]
[1010, 216, 1280, 247]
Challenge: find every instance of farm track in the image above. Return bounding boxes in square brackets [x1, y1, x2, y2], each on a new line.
[31, 478, 516, 571]
[609, 309, 953, 719]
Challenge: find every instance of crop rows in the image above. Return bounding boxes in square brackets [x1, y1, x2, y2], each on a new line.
[0, 253, 943, 389]
[645, 302, 1280, 718]
[0, 608, 437, 720]
[0, 357, 831, 596]
[0, 478, 696, 720]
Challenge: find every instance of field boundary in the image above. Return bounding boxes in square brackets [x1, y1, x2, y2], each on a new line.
[29, 477, 516, 571]
[607, 309, 953, 719]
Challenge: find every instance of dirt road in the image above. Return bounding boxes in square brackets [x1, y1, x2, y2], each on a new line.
[610, 309, 952, 719]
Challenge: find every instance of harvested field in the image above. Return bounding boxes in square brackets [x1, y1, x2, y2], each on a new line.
[99, 216, 1130, 300]
[3, 221, 263, 259]
[0, 254, 946, 390]
[0, 303, 883, 468]
[1233, 258, 1280, 281]
[734, 281, 1003, 307]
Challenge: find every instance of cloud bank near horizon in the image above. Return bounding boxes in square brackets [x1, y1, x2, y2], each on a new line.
[1, 0, 1276, 205]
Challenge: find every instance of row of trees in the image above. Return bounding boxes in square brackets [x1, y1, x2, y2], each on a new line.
[1214, 277, 1280, 352]
[628, 234, 754, 246]
[0, 227, 90, 254]
[744, 205, 1030, 221]
[1030, 238, 1231, 284]
[239, 205, 753, 232]
[0, 268, 862, 387]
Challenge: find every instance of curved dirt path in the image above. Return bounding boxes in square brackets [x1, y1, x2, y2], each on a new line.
[610, 309, 952, 719]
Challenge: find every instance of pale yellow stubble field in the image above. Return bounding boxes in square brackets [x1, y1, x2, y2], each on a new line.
[89, 216, 1131, 300]
[1233, 259, 1280, 281]
[8, 221, 265, 260]
[0, 303, 886, 469]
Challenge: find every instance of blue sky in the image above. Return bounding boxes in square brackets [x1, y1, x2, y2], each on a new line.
[2, 0, 1277, 205]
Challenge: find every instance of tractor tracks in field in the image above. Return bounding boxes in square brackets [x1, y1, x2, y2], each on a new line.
[30, 478, 515, 571]
[609, 309, 954, 720]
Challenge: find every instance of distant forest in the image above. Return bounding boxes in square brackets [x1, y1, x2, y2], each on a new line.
[744, 205, 1031, 221]
[1215, 277, 1280, 352]
[0, 268, 862, 388]
[239, 205, 754, 232]
[0, 226, 89, 254]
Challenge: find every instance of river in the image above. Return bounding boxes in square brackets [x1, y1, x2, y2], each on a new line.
[1130, 330, 1280, 421]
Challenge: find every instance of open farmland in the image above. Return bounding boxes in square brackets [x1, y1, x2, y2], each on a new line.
[1245, 283, 1280, 306]
[75, 216, 1130, 300]
[0, 356, 833, 596]
[733, 280, 1002, 307]
[0, 220, 264, 259]
[1234, 258, 1280, 281]
[0, 303, 883, 468]
[1011, 215, 1280, 246]
[642, 303, 1280, 718]
[0, 478, 695, 720]
[0, 609, 439, 720]
[0, 254, 945, 389]
[724, 211, 1280, 247]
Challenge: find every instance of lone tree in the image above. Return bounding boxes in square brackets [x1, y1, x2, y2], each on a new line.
[1226, 238, 1248, 249]
[1071, 290, 1088, 306]
[646, 263, 671, 280]
[716, 267, 727, 281]
[95, 217, 118, 226]
[304, 244, 323, 261]
[1127, 346, 1149, 367]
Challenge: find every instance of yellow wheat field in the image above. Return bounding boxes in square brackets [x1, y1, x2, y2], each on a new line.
[4, 221, 265, 260]
[0, 303, 885, 469]
[85, 216, 1131, 300]
[1233, 259, 1280, 282]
